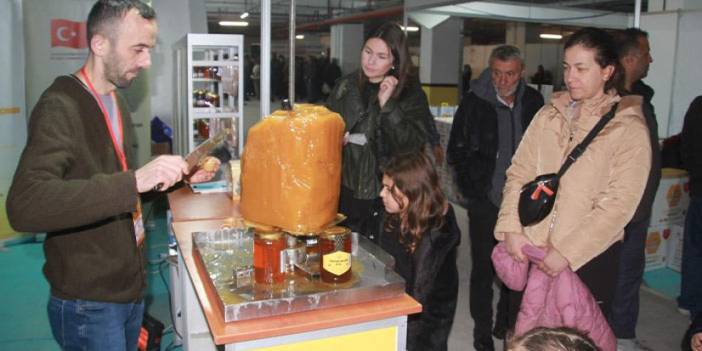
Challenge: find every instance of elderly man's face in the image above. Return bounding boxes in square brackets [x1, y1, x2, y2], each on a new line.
[491, 58, 523, 99]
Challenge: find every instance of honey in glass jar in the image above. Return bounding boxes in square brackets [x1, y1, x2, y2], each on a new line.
[253, 230, 285, 284]
[319, 226, 352, 283]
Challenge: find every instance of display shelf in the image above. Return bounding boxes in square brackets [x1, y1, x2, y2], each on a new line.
[174, 33, 244, 157]
[193, 60, 240, 67]
[193, 78, 221, 83]
[193, 112, 240, 119]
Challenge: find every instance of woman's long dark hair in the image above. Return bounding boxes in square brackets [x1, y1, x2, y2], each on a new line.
[383, 151, 446, 253]
[564, 27, 624, 94]
[359, 22, 413, 98]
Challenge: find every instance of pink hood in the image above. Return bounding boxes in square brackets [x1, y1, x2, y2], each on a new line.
[492, 243, 616, 351]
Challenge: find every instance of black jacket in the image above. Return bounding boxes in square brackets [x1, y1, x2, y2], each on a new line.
[628, 81, 662, 223]
[326, 72, 430, 200]
[380, 205, 461, 351]
[682, 95, 702, 197]
[446, 78, 543, 201]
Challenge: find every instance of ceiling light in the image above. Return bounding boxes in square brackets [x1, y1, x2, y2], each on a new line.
[240, 12, 249, 19]
[219, 21, 249, 27]
[540, 33, 562, 40]
[401, 26, 419, 32]
[296, 34, 304, 40]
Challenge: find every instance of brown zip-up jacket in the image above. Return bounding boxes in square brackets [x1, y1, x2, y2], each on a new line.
[7, 75, 145, 303]
[495, 91, 651, 270]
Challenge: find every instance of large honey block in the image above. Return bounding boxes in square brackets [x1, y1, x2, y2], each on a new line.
[240, 104, 345, 233]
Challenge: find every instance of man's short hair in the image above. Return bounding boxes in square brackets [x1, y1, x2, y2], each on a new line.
[489, 45, 524, 67]
[615, 27, 649, 59]
[87, 0, 155, 44]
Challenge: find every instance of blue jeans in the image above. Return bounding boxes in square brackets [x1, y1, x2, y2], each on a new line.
[679, 196, 702, 319]
[47, 295, 144, 351]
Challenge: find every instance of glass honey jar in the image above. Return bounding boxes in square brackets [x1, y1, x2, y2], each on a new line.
[253, 229, 286, 284]
[319, 226, 352, 284]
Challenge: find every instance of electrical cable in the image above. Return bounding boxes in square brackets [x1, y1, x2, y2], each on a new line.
[158, 259, 183, 341]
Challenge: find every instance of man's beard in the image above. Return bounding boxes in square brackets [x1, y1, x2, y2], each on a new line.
[495, 83, 518, 99]
[104, 57, 137, 89]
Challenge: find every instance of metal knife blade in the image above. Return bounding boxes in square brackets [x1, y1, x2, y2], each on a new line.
[184, 128, 231, 172]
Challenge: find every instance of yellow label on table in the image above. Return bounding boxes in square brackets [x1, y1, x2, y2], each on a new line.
[255, 326, 397, 351]
[323, 251, 351, 276]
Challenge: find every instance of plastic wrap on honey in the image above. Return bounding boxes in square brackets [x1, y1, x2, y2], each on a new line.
[240, 104, 345, 234]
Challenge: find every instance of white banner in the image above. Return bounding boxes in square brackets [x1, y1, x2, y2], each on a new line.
[0, 0, 27, 240]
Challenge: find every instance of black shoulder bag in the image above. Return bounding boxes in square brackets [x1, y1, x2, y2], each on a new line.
[518, 103, 618, 226]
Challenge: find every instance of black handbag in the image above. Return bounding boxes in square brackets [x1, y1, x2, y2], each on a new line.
[518, 103, 618, 226]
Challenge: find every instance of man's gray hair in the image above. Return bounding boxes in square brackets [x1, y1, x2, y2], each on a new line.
[489, 45, 524, 67]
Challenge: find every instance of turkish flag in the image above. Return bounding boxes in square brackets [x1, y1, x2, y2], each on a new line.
[51, 19, 87, 49]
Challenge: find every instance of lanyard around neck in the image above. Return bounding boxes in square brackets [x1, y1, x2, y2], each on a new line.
[80, 67, 127, 171]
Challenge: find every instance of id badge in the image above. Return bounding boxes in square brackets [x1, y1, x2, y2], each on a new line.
[133, 200, 145, 246]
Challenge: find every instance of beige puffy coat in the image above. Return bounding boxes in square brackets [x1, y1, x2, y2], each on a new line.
[495, 91, 651, 270]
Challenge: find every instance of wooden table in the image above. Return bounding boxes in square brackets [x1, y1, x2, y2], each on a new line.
[168, 190, 421, 351]
[167, 186, 238, 222]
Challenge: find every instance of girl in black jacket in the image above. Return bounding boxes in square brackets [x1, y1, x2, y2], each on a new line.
[379, 151, 461, 351]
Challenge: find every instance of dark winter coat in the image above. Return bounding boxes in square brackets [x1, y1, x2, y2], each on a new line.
[379, 205, 461, 351]
[446, 72, 543, 202]
[682, 96, 702, 197]
[326, 72, 430, 200]
[627, 80, 662, 223]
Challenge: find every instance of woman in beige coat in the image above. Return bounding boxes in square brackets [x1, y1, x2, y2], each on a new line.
[495, 27, 651, 318]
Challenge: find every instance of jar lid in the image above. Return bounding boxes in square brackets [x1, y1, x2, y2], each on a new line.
[254, 228, 284, 240]
[321, 226, 351, 238]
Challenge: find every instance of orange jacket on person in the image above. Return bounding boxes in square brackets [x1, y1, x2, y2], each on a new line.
[495, 91, 651, 270]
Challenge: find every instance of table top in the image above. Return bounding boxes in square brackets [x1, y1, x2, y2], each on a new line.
[167, 186, 239, 222]
[169, 193, 421, 345]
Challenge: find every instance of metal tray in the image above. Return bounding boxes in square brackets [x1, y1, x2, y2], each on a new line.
[192, 228, 406, 322]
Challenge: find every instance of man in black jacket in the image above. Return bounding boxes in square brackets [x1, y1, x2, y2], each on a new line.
[447, 45, 543, 351]
[680, 95, 702, 339]
[609, 28, 662, 351]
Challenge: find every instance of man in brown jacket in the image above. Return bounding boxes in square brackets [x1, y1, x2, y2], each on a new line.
[7, 1, 213, 350]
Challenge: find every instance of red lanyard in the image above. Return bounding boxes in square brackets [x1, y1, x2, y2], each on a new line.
[80, 67, 128, 171]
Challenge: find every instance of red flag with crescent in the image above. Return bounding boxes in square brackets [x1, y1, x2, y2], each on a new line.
[51, 19, 87, 49]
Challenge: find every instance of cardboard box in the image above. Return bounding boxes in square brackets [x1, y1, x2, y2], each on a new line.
[666, 224, 684, 272]
[649, 168, 690, 227]
[645, 225, 671, 271]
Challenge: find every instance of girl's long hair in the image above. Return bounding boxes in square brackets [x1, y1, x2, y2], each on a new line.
[383, 151, 446, 253]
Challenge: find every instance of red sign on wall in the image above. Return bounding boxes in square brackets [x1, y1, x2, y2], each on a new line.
[51, 19, 87, 49]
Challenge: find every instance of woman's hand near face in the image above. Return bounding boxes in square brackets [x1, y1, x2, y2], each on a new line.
[378, 75, 398, 108]
[692, 332, 702, 351]
[537, 248, 570, 277]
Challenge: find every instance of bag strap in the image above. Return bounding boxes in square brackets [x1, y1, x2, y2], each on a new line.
[556, 103, 618, 177]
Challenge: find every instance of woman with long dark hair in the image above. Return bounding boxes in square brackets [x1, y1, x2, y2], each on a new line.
[326, 22, 432, 241]
[495, 27, 651, 321]
[379, 151, 460, 351]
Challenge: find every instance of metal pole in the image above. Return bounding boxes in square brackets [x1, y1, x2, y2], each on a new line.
[260, 0, 271, 118]
[634, 0, 642, 28]
[289, 0, 296, 106]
